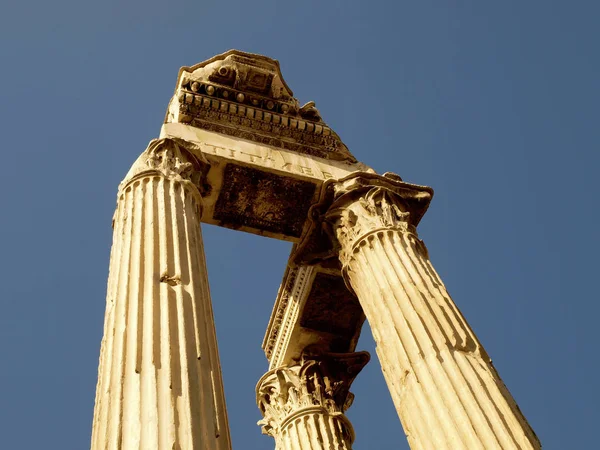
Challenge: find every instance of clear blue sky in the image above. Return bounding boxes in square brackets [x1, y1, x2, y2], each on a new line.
[1, 1, 598, 448]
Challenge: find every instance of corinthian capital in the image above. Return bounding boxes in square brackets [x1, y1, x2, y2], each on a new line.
[120, 137, 211, 195]
[293, 172, 433, 267]
[256, 352, 369, 438]
[327, 185, 412, 257]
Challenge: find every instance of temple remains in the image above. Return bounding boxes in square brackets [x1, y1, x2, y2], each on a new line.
[91, 50, 540, 449]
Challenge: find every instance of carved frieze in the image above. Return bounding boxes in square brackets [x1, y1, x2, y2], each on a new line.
[263, 265, 310, 364]
[213, 164, 317, 238]
[263, 263, 366, 370]
[167, 50, 357, 163]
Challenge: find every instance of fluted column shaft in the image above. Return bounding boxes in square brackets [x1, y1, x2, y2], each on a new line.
[91, 139, 231, 450]
[274, 409, 353, 450]
[324, 174, 540, 450]
[257, 353, 369, 450]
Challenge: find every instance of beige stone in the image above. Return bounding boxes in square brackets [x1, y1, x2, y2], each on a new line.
[91, 138, 231, 450]
[160, 50, 372, 242]
[256, 352, 369, 450]
[262, 262, 365, 371]
[92, 49, 541, 450]
[294, 172, 541, 449]
[159, 122, 370, 242]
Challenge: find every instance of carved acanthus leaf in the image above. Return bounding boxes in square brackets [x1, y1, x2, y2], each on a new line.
[256, 352, 369, 437]
[328, 186, 413, 260]
[121, 138, 211, 196]
[292, 172, 434, 267]
[146, 143, 193, 179]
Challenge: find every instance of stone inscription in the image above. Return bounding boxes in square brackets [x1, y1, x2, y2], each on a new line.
[201, 143, 335, 180]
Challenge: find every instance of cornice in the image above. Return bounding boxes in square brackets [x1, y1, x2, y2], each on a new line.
[166, 50, 356, 163]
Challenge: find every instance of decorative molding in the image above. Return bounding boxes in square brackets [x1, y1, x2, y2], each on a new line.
[92, 142, 232, 448]
[262, 265, 313, 363]
[256, 352, 369, 438]
[146, 140, 193, 179]
[120, 138, 211, 197]
[167, 50, 357, 163]
[262, 266, 299, 361]
[292, 172, 434, 266]
[327, 186, 414, 267]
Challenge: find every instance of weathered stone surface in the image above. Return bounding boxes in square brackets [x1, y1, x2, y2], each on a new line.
[292, 171, 433, 264]
[159, 50, 373, 241]
[262, 261, 365, 371]
[159, 120, 372, 241]
[256, 352, 369, 449]
[166, 50, 356, 163]
[300, 273, 363, 339]
[302, 172, 541, 450]
[93, 50, 541, 450]
[213, 164, 316, 238]
[91, 139, 231, 450]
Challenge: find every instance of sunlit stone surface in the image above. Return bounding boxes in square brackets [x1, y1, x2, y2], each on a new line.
[92, 50, 540, 449]
[91, 139, 231, 450]
[256, 352, 369, 450]
[293, 172, 541, 449]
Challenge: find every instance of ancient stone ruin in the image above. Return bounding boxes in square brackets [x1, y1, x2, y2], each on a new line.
[91, 50, 540, 450]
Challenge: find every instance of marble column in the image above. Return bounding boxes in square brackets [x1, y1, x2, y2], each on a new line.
[321, 173, 540, 450]
[256, 352, 369, 450]
[91, 138, 231, 450]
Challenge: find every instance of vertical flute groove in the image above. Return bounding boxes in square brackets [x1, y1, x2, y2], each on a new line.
[111, 186, 134, 449]
[157, 177, 174, 448]
[257, 354, 367, 450]
[355, 247, 449, 449]
[122, 180, 144, 449]
[399, 234, 504, 446]
[273, 413, 354, 450]
[91, 139, 232, 450]
[361, 241, 458, 448]
[382, 233, 486, 448]
[380, 233, 484, 448]
[184, 195, 212, 443]
[141, 177, 158, 449]
[345, 230, 540, 448]
[324, 176, 540, 449]
[346, 231, 540, 449]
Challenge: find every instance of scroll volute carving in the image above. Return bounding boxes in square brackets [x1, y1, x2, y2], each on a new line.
[327, 187, 413, 254]
[292, 172, 433, 266]
[146, 140, 194, 180]
[256, 352, 369, 437]
[124, 138, 211, 196]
